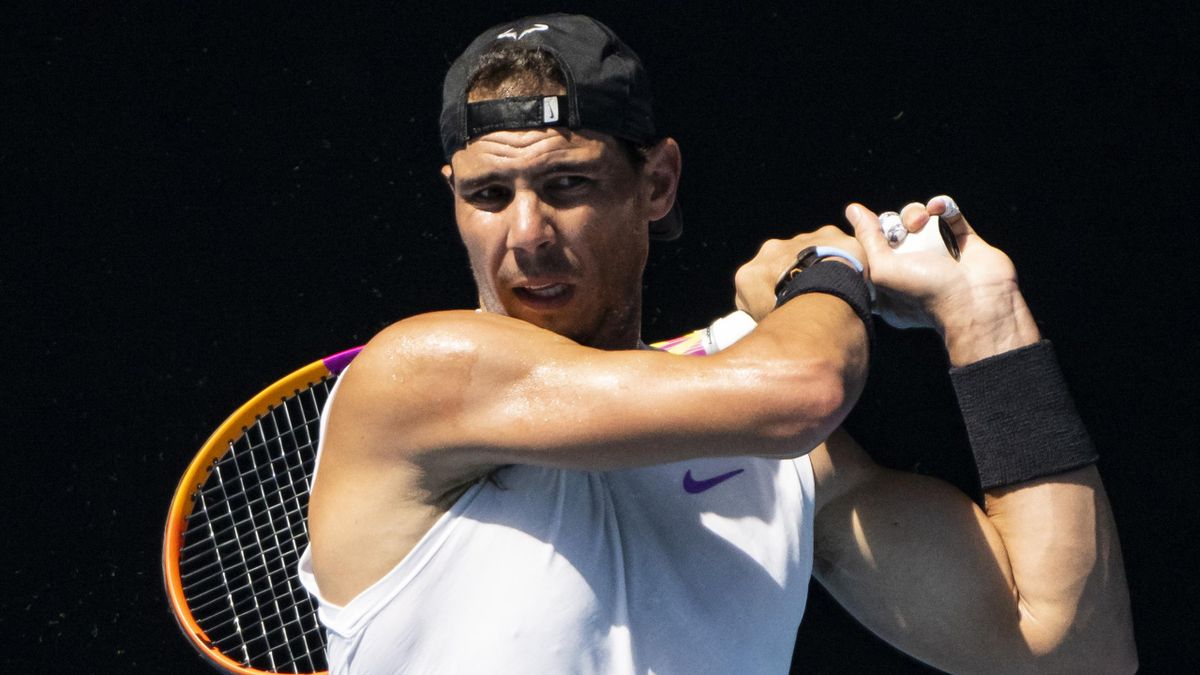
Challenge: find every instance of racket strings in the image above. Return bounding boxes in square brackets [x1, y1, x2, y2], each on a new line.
[180, 377, 335, 673]
[180, 505, 311, 596]
[181, 471, 313, 558]
[185, 396, 324, 525]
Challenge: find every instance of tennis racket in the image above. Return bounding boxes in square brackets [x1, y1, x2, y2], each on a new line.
[163, 314, 756, 674]
[163, 347, 360, 674]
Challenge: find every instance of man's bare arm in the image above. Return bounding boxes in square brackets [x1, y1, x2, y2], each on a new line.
[327, 228, 870, 483]
[335, 294, 861, 473]
[811, 432, 1134, 672]
[308, 227, 870, 604]
[806, 200, 1135, 671]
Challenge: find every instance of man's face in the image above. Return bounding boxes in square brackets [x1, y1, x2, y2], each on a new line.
[443, 128, 655, 347]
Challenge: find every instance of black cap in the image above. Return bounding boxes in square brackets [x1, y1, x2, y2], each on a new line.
[440, 13, 682, 241]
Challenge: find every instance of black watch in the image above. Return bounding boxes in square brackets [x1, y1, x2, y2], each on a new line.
[773, 246, 823, 297]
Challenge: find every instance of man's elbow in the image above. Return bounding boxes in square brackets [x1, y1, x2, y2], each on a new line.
[756, 359, 854, 450]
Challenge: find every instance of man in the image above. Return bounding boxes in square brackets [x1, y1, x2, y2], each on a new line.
[298, 14, 1135, 673]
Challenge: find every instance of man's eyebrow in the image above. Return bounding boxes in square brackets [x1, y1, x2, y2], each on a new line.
[456, 171, 507, 193]
[537, 160, 605, 177]
[455, 159, 606, 193]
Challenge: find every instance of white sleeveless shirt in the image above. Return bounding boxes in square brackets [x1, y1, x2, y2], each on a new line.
[299, 383, 817, 674]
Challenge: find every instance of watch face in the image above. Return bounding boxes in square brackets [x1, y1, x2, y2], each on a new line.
[795, 246, 821, 270]
[774, 246, 819, 296]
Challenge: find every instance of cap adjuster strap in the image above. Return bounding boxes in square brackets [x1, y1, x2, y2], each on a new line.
[441, 14, 679, 239]
[466, 95, 569, 137]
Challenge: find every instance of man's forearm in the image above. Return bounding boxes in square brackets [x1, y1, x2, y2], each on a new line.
[721, 291, 870, 450]
[728, 241, 875, 450]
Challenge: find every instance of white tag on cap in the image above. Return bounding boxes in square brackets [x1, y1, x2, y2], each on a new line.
[542, 96, 560, 123]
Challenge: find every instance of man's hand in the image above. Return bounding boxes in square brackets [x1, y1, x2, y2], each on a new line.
[734, 226, 868, 323]
[847, 198, 1041, 366]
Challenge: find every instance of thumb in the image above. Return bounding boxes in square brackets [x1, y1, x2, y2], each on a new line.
[845, 203, 891, 259]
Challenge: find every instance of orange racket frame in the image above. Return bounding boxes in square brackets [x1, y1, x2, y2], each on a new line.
[163, 347, 360, 674]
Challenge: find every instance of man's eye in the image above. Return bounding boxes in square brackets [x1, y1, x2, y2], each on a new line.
[466, 187, 510, 204]
[547, 175, 589, 190]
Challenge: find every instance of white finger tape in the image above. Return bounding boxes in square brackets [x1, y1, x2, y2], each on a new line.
[937, 195, 960, 219]
[879, 211, 907, 247]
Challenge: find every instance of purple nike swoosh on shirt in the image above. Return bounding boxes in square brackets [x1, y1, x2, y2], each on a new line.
[683, 468, 745, 494]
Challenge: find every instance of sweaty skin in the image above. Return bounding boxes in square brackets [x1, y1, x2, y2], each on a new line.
[805, 201, 1135, 672]
[307, 123, 1135, 672]
[307, 127, 869, 609]
[447, 129, 652, 348]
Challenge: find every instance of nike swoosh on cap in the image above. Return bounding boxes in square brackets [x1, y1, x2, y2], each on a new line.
[683, 468, 745, 494]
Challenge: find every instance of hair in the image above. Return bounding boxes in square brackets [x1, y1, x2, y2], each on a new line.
[466, 44, 651, 170]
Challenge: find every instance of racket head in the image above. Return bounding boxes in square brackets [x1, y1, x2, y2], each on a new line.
[163, 347, 360, 674]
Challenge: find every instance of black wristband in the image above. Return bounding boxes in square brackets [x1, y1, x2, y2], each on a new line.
[774, 259, 874, 347]
[950, 340, 1098, 490]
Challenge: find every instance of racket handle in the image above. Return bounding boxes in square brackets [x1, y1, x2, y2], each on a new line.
[655, 310, 758, 355]
[881, 214, 958, 257]
[705, 310, 758, 353]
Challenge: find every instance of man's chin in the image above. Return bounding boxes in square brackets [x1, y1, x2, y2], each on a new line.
[518, 311, 582, 338]
[504, 305, 593, 343]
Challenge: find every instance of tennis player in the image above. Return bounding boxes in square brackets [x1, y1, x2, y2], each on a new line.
[298, 14, 1136, 673]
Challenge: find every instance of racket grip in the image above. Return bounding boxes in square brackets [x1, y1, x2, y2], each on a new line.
[883, 214, 957, 257]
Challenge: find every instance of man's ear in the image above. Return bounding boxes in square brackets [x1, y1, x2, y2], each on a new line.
[441, 164, 455, 194]
[643, 138, 681, 222]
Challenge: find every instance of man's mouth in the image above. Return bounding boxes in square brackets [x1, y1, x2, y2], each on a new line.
[513, 282, 574, 309]
[522, 283, 568, 298]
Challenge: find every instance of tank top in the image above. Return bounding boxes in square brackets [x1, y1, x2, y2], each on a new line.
[299, 379, 817, 674]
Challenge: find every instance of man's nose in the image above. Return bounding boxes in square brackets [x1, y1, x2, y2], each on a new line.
[506, 189, 555, 253]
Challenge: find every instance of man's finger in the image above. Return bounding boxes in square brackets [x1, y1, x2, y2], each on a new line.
[845, 203, 892, 258]
[926, 195, 975, 238]
[900, 202, 930, 233]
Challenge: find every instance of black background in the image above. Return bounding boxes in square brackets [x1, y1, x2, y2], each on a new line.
[4, 0, 1197, 672]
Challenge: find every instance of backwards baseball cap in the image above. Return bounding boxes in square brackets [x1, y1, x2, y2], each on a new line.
[439, 13, 682, 241]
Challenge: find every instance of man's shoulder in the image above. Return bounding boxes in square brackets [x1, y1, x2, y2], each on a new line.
[327, 308, 575, 466]
[368, 309, 493, 349]
[319, 311, 507, 495]
[350, 310, 502, 378]
[364, 309, 570, 360]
